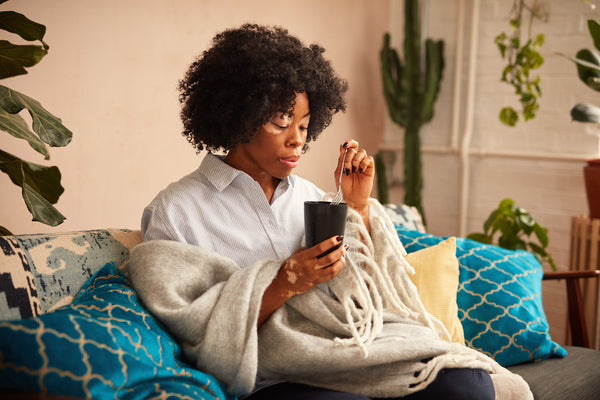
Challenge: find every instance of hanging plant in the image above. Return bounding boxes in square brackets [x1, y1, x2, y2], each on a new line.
[495, 0, 548, 126]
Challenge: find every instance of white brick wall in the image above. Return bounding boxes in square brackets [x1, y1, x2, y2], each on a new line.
[384, 0, 600, 344]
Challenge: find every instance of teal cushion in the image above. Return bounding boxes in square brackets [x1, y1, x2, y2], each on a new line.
[396, 226, 567, 367]
[0, 262, 234, 400]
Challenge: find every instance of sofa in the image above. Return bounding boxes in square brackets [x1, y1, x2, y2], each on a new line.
[0, 204, 599, 399]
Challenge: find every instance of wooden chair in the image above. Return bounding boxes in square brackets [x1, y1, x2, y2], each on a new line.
[559, 215, 600, 348]
[543, 269, 600, 348]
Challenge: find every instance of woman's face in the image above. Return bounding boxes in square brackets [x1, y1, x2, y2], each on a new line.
[226, 92, 310, 182]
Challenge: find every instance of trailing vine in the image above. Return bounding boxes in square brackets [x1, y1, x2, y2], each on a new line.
[495, 0, 548, 126]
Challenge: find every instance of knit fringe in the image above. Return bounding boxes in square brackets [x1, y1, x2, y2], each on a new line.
[327, 198, 451, 356]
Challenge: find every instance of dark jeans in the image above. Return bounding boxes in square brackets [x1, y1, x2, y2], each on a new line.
[245, 368, 495, 400]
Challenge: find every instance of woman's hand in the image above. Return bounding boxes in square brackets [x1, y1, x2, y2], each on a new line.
[257, 235, 347, 327]
[335, 140, 374, 227]
[278, 235, 347, 295]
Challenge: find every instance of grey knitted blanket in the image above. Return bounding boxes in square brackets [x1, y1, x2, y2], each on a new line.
[127, 200, 532, 399]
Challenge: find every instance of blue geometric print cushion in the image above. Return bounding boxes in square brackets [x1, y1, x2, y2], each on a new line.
[0, 263, 234, 400]
[396, 226, 567, 367]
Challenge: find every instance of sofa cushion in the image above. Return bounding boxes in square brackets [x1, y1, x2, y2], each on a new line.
[0, 262, 232, 400]
[405, 237, 465, 344]
[383, 203, 426, 232]
[0, 229, 142, 321]
[508, 346, 600, 400]
[395, 226, 567, 367]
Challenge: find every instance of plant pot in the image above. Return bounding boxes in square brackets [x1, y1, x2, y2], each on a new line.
[584, 159, 600, 219]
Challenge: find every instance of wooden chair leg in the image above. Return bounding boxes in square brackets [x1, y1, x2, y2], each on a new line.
[566, 278, 590, 347]
[543, 270, 600, 348]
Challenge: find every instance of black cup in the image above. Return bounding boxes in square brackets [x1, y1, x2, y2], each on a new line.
[304, 201, 348, 256]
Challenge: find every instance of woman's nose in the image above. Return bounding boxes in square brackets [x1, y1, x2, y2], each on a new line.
[287, 125, 305, 147]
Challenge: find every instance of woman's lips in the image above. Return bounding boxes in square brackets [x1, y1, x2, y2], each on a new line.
[280, 156, 300, 168]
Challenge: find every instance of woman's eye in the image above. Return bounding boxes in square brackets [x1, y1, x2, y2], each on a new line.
[272, 122, 288, 130]
[271, 113, 291, 128]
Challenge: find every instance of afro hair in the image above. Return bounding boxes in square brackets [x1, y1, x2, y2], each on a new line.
[178, 24, 348, 153]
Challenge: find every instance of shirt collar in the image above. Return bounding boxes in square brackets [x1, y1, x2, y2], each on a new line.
[199, 152, 295, 192]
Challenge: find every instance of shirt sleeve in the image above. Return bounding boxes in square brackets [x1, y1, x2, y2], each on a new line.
[141, 204, 183, 242]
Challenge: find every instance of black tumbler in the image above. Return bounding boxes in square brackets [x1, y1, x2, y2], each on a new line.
[304, 201, 348, 257]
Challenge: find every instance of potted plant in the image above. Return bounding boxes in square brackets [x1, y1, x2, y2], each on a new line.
[467, 198, 557, 270]
[379, 0, 445, 226]
[0, 3, 72, 235]
[561, 19, 600, 219]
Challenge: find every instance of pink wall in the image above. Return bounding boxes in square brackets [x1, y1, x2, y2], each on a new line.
[0, 0, 389, 234]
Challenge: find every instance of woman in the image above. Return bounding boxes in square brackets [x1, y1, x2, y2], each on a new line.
[133, 24, 525, 400]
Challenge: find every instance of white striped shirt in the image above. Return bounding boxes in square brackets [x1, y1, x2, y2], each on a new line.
[141, 153, 324, 269]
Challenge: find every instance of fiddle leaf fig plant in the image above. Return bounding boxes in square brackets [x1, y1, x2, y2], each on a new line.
[467, 198, 557, 271]
[559, 19, 600, 124]
[0, 2, 72, 235]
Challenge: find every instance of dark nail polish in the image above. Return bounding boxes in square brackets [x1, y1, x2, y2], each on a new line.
[345, 168, 350, 176]
[358, 168, 363, 173]
[337, 235, 343, 242]
[343, 142, 349, 148]
[344, 244, 349, 251]
[352, 166, 356, 173]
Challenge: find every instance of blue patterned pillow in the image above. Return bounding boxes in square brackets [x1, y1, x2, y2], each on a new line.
[0, 229, 142, 321]
[395, 226, 567, 367]
[0, 263, 234, 400]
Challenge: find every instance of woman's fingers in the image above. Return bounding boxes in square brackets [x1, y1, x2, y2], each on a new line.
[315, 244, 347, 270]
[280, 235, 347, 294]
[339, 140, 374, 175]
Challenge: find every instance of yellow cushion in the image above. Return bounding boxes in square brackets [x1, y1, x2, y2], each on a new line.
[405, 237, 465, 344]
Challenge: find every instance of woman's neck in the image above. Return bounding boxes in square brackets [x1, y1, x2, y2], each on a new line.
[223, 153, 280, 203]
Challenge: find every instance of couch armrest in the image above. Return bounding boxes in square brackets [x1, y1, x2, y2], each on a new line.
[543, 270, 600, 348]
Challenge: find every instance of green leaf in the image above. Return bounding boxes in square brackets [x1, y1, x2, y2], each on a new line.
[483, 209, 501, 234]
[0, 85, 72, 147]
[571, 103, 600, 123]
[0, 149, 65, 226]
[499, 234, 518, 250]
[0, 11, 47, 47]
[528, 242, 547, 257]
[574, 49, 600, 91]
[520, 92, 534, 103]
[0, 226, 12, 236]
[588, 20, 600, 53]
[534, 34, 545, 47]
[533, 223, 549, 247]
[546, 254, 557, 271]
[0, 107, 49, 158]
[499, 107, 518, 126]
[585, 76, 600, 91]
[560, 52, 600, 74]
[466, 232, 492, 244]
[517, 213, 535, 235]
[0, 40, 47, 79]
[501, 64, 513, 81]
[498, 198, 515, 211]
[497, 42, 507, 58]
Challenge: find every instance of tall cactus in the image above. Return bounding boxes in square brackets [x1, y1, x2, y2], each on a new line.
[380, 0, 444, 225]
